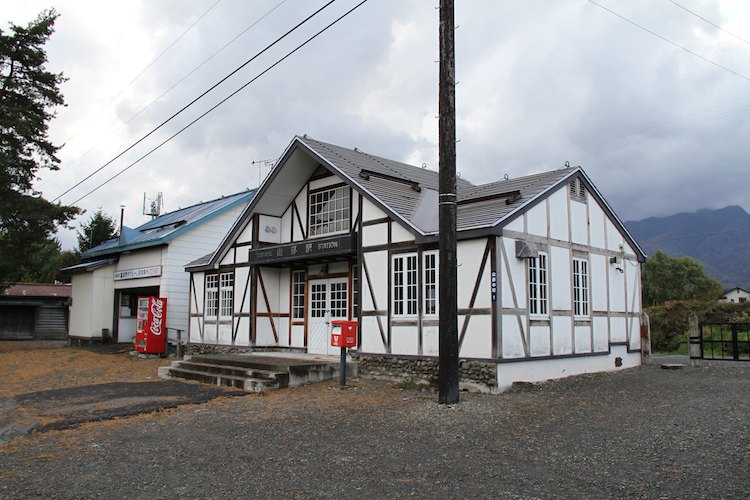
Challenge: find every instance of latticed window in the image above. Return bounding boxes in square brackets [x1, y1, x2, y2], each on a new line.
[573, 258, 589, 317]
[423, 252, 438, 315]
[393, 254, 418, 316]
[528, 252, 548, 316]
[219, 272, 234, 319]
[291, 270, 305, 320]
[205, 274, 218, 318]
[309, 186, 350, 236]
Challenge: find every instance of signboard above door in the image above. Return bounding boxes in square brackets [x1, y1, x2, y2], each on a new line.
[248, 234, 355, 266]
[114, 266, 162, 281]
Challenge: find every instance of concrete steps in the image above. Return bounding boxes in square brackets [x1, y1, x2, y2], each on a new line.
[158, 353, 357, 392]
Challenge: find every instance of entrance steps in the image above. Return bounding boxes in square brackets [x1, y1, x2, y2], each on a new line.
[158, 353, 357, 392]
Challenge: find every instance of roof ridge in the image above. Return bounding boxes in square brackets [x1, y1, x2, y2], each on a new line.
[150, 189, 254, 220]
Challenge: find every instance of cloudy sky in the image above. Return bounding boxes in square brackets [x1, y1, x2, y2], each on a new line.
[5, 0, 750, 249]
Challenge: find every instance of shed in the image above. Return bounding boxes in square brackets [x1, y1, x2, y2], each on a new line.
[0, 283, 72, 340]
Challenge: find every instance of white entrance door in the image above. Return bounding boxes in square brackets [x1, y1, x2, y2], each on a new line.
[307, 277, 349, 355]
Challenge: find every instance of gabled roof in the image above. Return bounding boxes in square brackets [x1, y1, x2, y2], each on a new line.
[80, 189, 256, 259]
[197, 136, 645, 271]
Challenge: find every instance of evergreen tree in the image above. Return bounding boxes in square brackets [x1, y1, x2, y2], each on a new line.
[77, 208, 118, 253]
[0, 10, 79, 284]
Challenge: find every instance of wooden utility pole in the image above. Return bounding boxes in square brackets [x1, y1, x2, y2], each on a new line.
[438, 0, 459, 404]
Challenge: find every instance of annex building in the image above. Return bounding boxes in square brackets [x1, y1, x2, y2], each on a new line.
[64, 190, 254, 344]
[186, 136, 646, 390]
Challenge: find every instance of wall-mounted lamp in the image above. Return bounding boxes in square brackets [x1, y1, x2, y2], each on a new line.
[609, 256, 624, 274]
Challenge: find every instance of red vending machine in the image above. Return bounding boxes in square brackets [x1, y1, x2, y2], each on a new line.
[135, 296, 167, 354]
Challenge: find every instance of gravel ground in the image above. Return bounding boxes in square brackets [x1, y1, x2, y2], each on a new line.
[0, 359, 748, 499]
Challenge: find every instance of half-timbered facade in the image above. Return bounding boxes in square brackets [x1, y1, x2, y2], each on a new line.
[187, 136, 646, 390]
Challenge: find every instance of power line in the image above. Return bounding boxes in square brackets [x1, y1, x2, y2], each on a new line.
[68, 0, 371, 205]
[52, 0, 337, 204]
[665, 0, 750, 48]
[37, 0, 289, 191]
[59, 0, 225, 148]
[587, 0, 750, 82]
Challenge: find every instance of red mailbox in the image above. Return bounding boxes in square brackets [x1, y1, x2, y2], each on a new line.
[331, 320, 357, 348]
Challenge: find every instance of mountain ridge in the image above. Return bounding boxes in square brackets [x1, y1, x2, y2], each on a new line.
[625, 206, 750, 290]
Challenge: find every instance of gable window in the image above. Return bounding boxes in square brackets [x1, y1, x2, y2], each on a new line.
[205, 274, 219, 318]
[309, 185, 350, 237]
[423, 252, 438, 315]
[393, 254, 418, 316]
[572, 258, 589, 317]
[569, 178, 587, 203]
[291, 270, 305, 320]
[528, 252, 548, 316]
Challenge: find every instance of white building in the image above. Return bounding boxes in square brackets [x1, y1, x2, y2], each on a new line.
[186, 136, 646, 390]
[720, 287, 750, 303]
[65, 190, 255, 343]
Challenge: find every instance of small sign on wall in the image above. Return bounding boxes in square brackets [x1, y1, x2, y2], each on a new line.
[491, 270, 497, 302]
[114, 266, 162, 281]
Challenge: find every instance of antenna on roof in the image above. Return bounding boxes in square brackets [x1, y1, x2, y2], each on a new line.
[143, 192, 163, 219]
[251, 158, 277, 188]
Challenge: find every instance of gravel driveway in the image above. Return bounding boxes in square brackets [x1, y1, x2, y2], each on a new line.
[1, 360, 748, 499]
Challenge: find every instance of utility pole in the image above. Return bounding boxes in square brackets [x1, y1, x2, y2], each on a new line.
[438, 0, 459, 404]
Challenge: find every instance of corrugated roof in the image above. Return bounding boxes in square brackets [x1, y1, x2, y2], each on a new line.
[2, 283, 72, 298]
[82, 189, 255, 259]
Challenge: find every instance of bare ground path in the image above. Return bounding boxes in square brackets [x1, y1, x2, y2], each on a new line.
[0, 343, 748, 498]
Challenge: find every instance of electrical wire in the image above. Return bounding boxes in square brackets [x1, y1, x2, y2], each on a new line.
[52, 0, 337, 203]
[587, 0, 750, 82]
[665, 0, 750, 48]
[59, 0, 225, 148]
[37, 0, 289, 191]
[68, 0, 370, 205]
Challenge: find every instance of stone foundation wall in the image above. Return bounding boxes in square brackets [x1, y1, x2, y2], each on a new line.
[355, 355, 496, 388]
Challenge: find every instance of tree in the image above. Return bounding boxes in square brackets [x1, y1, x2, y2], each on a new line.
[642, 251, 724, 305]
[77, 208, 117, 253]
[0, 10, 79, 284]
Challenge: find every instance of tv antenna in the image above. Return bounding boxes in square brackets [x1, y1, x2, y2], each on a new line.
[143, 192, 163, 218]
[251, 158, 277, 187]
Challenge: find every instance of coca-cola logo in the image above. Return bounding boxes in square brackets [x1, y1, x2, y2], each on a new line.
[149, 299, 164, 336]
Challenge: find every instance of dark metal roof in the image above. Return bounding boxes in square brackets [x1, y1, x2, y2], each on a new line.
[81, 190, 255, 259]
[1, 283, 72, 298]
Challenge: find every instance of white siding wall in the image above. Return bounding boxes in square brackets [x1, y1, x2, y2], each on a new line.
[165, 204, 246, 337]
[69, 265, 116, 338]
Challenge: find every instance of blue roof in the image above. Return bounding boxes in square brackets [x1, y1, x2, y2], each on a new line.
[81, 190, 256, 259]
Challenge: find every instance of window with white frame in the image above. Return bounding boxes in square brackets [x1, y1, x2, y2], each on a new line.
[393, 254, 418, 316]
[573, 258, 589, 317]
[528, 252, 548, 316]
[309, 185, 350, 236]
[219, 272, 234, 319]
[291, 270, 305, 320]
[205, 274, 219, 318]
[423, 252, 438, 315]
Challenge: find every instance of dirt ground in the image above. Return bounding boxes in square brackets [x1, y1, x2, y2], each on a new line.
[1, 343, 749, 498]
[0, 341, 171, 398]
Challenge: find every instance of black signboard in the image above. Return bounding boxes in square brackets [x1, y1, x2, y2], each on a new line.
[247, 234, 355, 265]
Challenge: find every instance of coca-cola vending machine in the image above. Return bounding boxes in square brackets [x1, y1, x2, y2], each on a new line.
[135, 296, 167, 354]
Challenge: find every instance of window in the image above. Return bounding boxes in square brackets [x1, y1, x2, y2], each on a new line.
[528, 252, 548, 316]
[219, 272, 234, 319]
[309, 185, 350, 236]
[291, 270, 305, 320]
[423, 252, 438, 315]
[573, 258, 589, 317]
[393, 254, 418, 316]
[205, 274, 218, 318]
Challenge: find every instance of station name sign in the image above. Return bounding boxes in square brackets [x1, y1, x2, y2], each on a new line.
[248, 234, 355, 265]
[114, 266, 162, 281]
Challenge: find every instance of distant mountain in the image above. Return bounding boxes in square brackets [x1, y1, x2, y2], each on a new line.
[625, 206, 750, 290]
